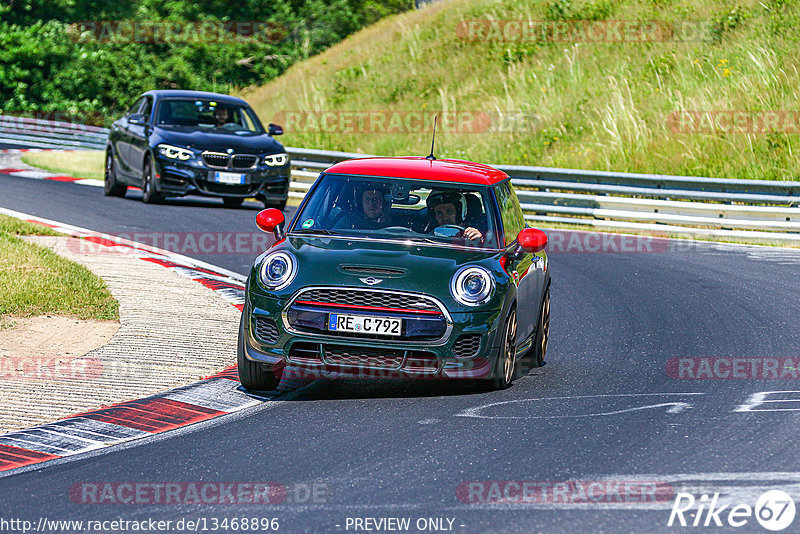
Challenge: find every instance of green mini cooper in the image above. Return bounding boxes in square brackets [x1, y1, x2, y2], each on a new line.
[238, 156, 550, 391]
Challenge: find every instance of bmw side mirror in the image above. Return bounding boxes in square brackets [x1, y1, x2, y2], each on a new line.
[256, 209, 286, 240]
[128, 113, 146, 125]
[268, 123, 283, 136]
[517, 228, 548, 253]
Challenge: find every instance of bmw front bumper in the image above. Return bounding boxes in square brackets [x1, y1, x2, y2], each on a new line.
[154, 155, 291, 201]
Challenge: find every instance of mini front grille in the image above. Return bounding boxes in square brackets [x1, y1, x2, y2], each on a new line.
[202, 152, 229, 168]
[231, 154, 258, 169]
[323, 345, 404, 369]
[253, 317, 279, 344]
[299, 289, 440, 313]
[453, 334, 481, 358]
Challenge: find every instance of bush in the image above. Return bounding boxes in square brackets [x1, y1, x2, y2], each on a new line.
[0, 0, 413, 120]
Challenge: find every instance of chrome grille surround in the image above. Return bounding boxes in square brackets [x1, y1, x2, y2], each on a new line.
[299, 288, 439, 313]
[202, 151, 229, 168]
[282, 286, 453, 346]
[201, 151, 258, 170]
[231, 154, 258, 169]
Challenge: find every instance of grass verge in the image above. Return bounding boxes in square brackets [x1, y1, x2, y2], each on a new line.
[241, 0, 800, 181]
[21, 150, 104, 180]
[0, 215, 119, 321]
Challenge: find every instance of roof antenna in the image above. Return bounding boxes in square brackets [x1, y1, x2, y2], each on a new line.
[426, 116, 438, 161]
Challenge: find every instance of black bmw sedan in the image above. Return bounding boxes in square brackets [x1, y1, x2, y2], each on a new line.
[104, 90, 291, 209]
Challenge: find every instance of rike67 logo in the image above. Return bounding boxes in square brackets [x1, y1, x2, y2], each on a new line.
[668, 490, 796, 531]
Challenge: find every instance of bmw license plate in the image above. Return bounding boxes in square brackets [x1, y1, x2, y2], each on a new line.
[214, 171, 245, 185]
[328, 314, 402, 336]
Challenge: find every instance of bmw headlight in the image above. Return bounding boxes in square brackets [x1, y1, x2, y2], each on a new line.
[450, 266, 494, 307]
[263, 153, 289, 166]
[259, 251, 297, 290]
[158, 144, 193, 161]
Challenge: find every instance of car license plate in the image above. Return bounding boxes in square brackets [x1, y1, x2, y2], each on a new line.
[328, 314, 402, 336]
[214, 171, 245, 185]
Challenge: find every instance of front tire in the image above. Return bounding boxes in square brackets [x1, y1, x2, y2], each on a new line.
[531, 288, 550, 368]
[141, 158, 163, 204]
[489, 309, 517, 390]
[104, 150, 127, 197]
[237, 313, 280, 391]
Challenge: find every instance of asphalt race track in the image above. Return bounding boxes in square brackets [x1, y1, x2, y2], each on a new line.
[2, 173, 800, 532]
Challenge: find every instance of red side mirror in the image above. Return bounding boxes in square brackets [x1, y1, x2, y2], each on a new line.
[517, 228, 548, 253]
[256, 209, 285, 237]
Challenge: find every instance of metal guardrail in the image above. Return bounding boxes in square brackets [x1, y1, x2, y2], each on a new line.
[0, 115, 109, 150]
[2, 118, 797, 243]
[286, 147, 800, 244]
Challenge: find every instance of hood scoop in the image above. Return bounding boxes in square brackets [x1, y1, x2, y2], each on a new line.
[338, 265, 408, 278]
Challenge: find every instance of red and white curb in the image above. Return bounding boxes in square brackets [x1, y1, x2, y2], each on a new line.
[0, 167, 102, 187]
[0, 148, 104, 187]
[0, 208, 312, 474]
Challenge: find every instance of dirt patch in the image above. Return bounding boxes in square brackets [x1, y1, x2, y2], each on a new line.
[0, 316, 118, 380]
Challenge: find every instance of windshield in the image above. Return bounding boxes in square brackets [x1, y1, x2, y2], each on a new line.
[154, 98, 263, 133]
[291, 174, 500, 249]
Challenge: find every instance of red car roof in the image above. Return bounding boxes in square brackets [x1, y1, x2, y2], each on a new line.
[325, 157, 509, 186]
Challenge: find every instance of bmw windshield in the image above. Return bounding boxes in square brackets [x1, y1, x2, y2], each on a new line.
[154, 98, 264, 133]
[290, 174, 500, 249]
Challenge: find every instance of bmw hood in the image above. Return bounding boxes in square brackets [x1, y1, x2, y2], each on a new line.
[154, 125, 284, 154]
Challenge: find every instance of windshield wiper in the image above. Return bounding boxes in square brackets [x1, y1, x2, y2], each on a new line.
[291, 229, 340, 236]
[406, 236, 441, 244]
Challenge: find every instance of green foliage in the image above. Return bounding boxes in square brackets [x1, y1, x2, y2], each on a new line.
[0, 0, 413, 120]
[710, 5, 750, 42]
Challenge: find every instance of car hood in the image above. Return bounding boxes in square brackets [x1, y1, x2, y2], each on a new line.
[262, 235, 508, 307]
[153, 125, 284, 154]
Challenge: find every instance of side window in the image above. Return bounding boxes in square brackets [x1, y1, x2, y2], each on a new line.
[140, 97, 153, 123]
[509, 184, 527, 231]
[496, 182, 525, 246]
[128, 97, 144, 116]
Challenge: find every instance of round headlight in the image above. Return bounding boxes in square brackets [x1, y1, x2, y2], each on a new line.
[451, 266, 494, 306]
[259, 251, 297, 290]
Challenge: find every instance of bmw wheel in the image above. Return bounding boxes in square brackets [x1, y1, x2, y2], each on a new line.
[104, 149, 127, 197]
[141, 158, 163, 204]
